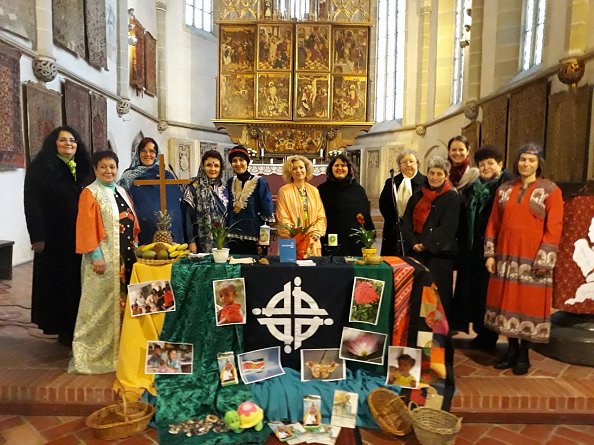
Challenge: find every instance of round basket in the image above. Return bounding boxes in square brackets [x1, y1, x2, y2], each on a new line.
[86, 396, 155, 441]
[367, 388, 413, 436]
[410, 406, 462, 445]
[135, 255, 181, 266]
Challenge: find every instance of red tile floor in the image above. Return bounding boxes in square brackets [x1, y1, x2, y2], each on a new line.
[2, 262, 594, 444]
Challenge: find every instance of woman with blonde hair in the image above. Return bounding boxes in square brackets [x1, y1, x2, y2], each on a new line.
[276, 155, 326, 256]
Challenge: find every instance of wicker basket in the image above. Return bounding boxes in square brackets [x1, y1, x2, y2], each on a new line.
[410, 406, 462, 445]
[135, 255, 181, 266]
[86, 395, 155, 440]
[367, 388, 413, 436]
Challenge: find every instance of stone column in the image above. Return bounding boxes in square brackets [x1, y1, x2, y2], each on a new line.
[434, 0, 455, 116]
[156, 1, 168, 132]
[493, 1, 522, 90]
[32, 0, 57, 82]
[415, 0, 432, 124]
[116, 0, 131, 116]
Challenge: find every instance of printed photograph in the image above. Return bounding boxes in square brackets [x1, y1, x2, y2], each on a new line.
[238, 346, 285, 384]
[268, 421, 306, 442]
[128, 280, 175, 317]
[145, 341, 193, 375]
[217, 351, 239, 386]
[349, 277, 385, 325]
[213, 278, 247, 326]
[331, 390, 358, 429]
[386, 346, 422, 389]
[303, 394, 322, 429]
[339, 327, 387, 365]
[300, 348, 345, 382]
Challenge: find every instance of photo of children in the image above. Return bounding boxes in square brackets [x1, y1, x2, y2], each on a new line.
[386, 346, 422, 389]
[212, 278, 246, 326]
[145, 341, 193, 374]
[331, 390, 358, 429]
[217, 351, 239, 386]
[237, 346, 284, 384]
[300, 348, 345, 382]
[303, 394, 322, 429]
[128, 280, 176, 317]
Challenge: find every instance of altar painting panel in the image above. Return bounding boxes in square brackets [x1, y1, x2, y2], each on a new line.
[220, 26, 256, 73]
[296, 24, 331, 72]
[220, 74, 255, 119]
[257, 24, 292, 71]
[256, 72, 291, 120]
[332, 27, 368, 75]
[294, 73, 330, 120]
[332, 76, 366, 121]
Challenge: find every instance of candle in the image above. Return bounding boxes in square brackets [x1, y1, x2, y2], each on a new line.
[259, 224, 271, 246]
[328, 234, 338, 247]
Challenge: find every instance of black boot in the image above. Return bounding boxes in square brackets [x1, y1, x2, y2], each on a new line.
[494, 338, 519, 369]
[512, 340, 531, 375]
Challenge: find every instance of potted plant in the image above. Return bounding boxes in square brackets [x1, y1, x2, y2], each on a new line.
[349, 213, 377, 259]
[276, 217, 321, 260]
[200, 215, 241, 263]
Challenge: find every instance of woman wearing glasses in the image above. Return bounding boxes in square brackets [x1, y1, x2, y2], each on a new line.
[118, 137, 184, 245]
[379, 149, 425, 256]
[24, 126, 94, 346]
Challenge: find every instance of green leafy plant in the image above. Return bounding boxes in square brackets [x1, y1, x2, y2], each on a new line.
[349, 213, 376, 249]
[275, 217, 321, 238]
[199, 214, 241, 250]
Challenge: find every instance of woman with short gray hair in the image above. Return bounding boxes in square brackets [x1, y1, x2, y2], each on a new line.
[402, 156, 459, 319]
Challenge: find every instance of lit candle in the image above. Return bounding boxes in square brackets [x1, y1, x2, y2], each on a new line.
[328, 234, 338, 247]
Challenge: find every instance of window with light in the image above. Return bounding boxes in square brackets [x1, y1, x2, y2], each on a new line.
[185, 0, 213, 33]
[375, 0, 406, 122]
[451, 0, 468, 105]
[521, 0, 546, 70]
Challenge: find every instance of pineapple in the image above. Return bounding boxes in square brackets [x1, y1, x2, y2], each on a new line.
[153, 210, 174, 244]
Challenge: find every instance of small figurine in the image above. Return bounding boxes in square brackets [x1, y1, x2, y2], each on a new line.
[224, 401, 264, 433]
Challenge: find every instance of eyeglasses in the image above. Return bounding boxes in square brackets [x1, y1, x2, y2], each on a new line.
[58, 138, 77, 144]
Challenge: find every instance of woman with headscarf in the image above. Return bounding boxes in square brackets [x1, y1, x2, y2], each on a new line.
[276, 155, 327, 257]
[118, 137, 184, 245]
[447, 135, 479, 192]
[379, 149, 425, 256]
[402, 157, 460, 319]
[181, 150, 229, 253]
[24, 125, 94, 346]
[484, 144, 563, 375]
[225, 145, 275, 255]
[318, 154, 373, 256]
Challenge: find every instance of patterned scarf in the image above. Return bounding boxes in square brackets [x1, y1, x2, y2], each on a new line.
[182, 167, 228, 251]
[117, 148, 160, 191]
[468, 175, 500, 249]
[412, 180, 452, 234]
[448, 156, 470, 187]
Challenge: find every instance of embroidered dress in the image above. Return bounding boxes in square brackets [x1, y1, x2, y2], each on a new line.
[484, 179, 564, 343]
[69, 181, 139, 374]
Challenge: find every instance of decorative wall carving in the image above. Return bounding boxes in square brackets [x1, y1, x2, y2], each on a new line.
[32, 56, 58, 83]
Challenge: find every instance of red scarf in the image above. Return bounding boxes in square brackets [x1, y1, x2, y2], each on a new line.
[412, 180, 453, 234]
[448, 156, 470, 187]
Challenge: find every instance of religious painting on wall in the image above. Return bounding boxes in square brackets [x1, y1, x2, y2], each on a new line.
[130, 18, 145, 92]
[25, 82, 63, 163]
[333, 27, 368, 75]
[332, 76, 366, 121]
[220, 26, 256, 73]
[0, 0, 36, 44]
[256, 72, 291, 120]
[64, 79, 91, 148]
[257, 24, 292, 71]
[220, 74, 255, 119]
[296, 24, 331, 72]
[259, 127, 325, 154]
[144, 31, 157, 96]
[53, 0, 86, 58]
[85, 0, 107, 69]
[0, 43, 24, 170]
[294, 73, 330, 120]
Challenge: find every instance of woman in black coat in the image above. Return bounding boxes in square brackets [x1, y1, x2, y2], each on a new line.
[379, 149, 425, 256]
[318, 154, 374, 256]
[24, 125, 94, 346]
[402, 156, 459, 319]
[451, 146, 513, 350]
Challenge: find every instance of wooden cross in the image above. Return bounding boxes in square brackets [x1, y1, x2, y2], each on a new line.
[133, 154, 191, 213]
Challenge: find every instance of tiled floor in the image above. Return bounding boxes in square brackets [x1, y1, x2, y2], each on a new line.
[2, 262, 594, 444]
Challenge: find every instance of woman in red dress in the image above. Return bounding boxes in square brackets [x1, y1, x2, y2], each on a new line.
[484, 144, 564, 375]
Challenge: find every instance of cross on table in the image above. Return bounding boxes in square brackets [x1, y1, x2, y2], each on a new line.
[133, 154, 190, 213]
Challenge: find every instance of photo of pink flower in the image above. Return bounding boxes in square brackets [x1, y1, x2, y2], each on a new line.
[347, 334, 379, 357]
[349, 277, 385, 325]
[339, 327, 387, 365]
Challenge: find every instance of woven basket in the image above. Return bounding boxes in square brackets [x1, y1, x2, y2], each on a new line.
[367, 388, 413, 436]
[410, 406, 462, 445]
[86, 395, 155, 441]
[135, 255, 181, 266]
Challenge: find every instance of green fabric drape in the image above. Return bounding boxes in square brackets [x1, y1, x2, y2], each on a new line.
[155, 259, 269, 445]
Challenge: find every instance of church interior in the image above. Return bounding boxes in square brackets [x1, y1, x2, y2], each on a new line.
[1, 0, 594, 443]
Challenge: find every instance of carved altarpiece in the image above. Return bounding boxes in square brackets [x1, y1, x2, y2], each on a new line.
[214, 0, 373, 158]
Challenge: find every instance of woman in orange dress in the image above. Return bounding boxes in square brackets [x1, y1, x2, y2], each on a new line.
[484, 144, 563, 375]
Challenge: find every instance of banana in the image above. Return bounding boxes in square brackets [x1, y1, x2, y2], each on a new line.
[170, 250, 185, 258]
[141, 243, 157, 251]
[176, 243, 188, 251]
[168, 245, 178, 254]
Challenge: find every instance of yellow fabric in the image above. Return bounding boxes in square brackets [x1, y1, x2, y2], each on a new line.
[113, 262, 171, 400]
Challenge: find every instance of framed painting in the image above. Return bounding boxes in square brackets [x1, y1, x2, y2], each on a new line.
[257, 24, 292, 71]
[25, 82, 63, 163]
[294, 73, 330, 120]
[296, 24, 331, 71]
[220, 74, 255, 120]
[256, 72, 291, 120]
[220, 26, 256, 73]
[333, 27, 368, 75]
[332, 75, 367, 121]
